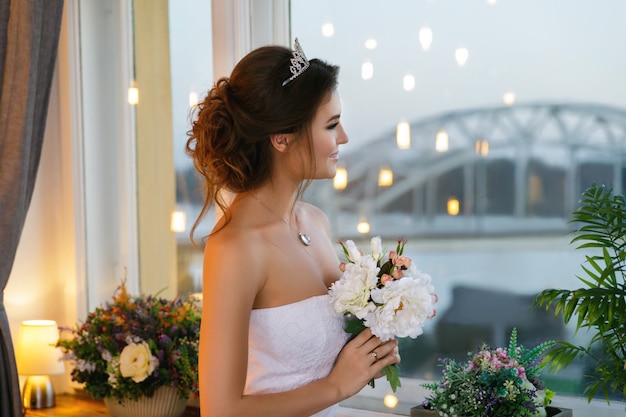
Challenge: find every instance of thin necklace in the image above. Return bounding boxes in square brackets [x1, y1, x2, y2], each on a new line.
[248, 192, 312, 246]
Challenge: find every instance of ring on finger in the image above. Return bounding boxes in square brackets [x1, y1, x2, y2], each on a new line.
[371, 351, 378, 361]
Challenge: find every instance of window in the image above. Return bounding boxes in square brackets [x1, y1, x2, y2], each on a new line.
[74, 0, 626, 414]
[291, 1, 626, 414]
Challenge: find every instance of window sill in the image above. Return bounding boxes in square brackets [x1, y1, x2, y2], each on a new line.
[338, 378, 626, 417]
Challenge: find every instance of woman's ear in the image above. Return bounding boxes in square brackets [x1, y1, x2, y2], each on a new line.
[269, 133, 293, 153]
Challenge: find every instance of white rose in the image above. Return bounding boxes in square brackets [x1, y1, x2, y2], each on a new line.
[344, 240, 362, 264]
[329, 261, 378, 319]
[366, 275, 437, 341]
[370, 236, 382, 261]
[119, 341, 158, 383]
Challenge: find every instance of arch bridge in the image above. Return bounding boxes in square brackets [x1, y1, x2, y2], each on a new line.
[308, 102, 626, 238]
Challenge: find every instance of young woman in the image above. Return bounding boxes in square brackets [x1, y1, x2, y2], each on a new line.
[187, 39, 400, 417]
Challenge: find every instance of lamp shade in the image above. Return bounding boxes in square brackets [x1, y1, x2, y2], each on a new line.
[16, 320, 65, 376]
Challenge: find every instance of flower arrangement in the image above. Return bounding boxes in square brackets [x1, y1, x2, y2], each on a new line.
[422, 328, 556, 417]
[57, 281, 201, 402]
[329, 236, 438, 392]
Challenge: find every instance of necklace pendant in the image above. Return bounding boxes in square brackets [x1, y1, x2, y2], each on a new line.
[298, 232, 311, 246]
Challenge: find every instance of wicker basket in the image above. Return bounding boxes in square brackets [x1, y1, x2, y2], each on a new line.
[103, 387, 188, 417]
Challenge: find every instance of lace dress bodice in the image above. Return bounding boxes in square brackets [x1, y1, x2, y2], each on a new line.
[244, 294, 349, 417]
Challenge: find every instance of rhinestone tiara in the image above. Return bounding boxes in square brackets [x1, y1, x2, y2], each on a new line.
[282, 38, 310, 87]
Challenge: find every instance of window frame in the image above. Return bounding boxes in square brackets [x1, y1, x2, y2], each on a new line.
[68, 0, 626, 414]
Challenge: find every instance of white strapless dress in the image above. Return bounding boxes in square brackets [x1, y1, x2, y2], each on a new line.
[244, 294, 349, 417]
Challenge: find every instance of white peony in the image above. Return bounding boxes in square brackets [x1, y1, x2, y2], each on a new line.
[366, 271, 437, 341]
[329, 257, 379, 319]
[118, 341, 158, 383]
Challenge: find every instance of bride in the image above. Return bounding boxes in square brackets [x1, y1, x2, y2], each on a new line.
[186, 39, 400, 417]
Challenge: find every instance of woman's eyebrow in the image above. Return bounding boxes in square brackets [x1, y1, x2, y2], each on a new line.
[326, 114, 341, 123]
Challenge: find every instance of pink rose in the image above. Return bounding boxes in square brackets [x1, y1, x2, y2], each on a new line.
[393, 256, 412, 269]
[381, 274, 394, 285]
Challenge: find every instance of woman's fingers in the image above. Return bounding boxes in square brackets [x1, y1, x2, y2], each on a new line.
[330, 329, 401, 395]
[368, 339, 399, 366]
[368, 340, 400, 379]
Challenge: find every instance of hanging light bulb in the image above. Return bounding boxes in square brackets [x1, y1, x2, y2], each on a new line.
[455, 47, 469, 67]
[378, 167, 393, 187]
[403, 74, 415, 91]
[503, 91, 516, 105]
[364, 38, 378, 49]
[189, 91, 199, 107]
[171, 210, 186, 232]
[357, 219, 371, 234]
[396, 122, 411, 149]
[419, 27, 433, 51]
[128, 82, 139, 105]
[321, 22, 335, 37]
[384, 393, 399, 409]
[447, 197, 460, 216]
[435, 130, 449, 152]
[361, 61, 374, 80]
[334, 167, 348, 190]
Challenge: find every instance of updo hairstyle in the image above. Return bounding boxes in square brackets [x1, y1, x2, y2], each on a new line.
[186, 44, 339, 240]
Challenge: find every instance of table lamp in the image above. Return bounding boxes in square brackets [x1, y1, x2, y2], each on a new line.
[16, 320, 65, 409]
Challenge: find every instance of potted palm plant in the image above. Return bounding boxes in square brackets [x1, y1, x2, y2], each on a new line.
[534, 183, 626, 402]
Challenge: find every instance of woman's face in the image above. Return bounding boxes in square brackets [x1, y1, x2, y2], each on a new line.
[307, 90, 349, 179]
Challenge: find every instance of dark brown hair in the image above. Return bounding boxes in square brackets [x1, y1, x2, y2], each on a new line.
[186, 45, 339, 243]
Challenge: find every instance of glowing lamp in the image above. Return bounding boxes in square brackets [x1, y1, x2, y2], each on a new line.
[16, 320, 65, 409]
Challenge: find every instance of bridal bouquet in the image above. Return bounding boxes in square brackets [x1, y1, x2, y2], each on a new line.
[329, 237, 437, 392]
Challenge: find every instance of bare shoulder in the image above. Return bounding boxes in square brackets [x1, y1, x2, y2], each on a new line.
[299, 201, 330, 226]
[203, 224, 267, 301]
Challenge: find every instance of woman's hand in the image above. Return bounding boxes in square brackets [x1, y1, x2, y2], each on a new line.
[325, 328, 400, 399]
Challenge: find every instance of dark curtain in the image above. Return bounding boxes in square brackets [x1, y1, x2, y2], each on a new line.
[0, 1, 64, 416]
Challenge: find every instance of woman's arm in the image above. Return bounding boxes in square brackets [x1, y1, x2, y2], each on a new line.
[198, 231, 399, 417]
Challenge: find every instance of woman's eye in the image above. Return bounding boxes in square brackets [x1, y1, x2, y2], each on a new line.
[327, 122, 339, 130]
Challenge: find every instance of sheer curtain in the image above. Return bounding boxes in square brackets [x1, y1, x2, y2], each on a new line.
[0, 1, 64, 415]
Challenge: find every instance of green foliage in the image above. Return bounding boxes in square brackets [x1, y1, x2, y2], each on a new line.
[57, 281, 201, 401]
[534, 183, 626, 402]
[422, 328, 555, 417]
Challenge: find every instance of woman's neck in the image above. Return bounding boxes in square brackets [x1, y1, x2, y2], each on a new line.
[248, 180, 300, 218]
